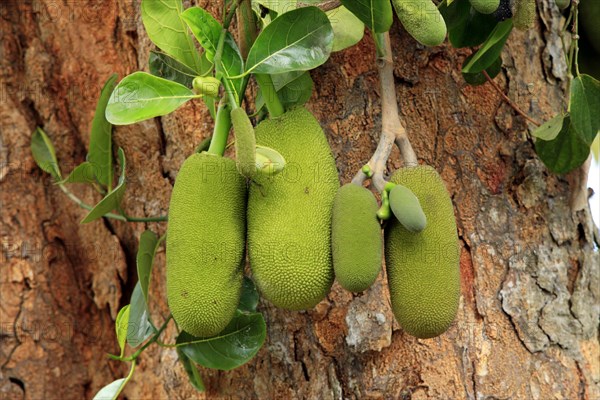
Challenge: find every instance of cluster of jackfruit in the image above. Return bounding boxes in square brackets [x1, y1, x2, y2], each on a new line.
[166, 107, 459, 340]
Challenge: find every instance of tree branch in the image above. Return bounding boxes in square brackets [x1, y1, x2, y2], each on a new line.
[352, 32, 417, 192]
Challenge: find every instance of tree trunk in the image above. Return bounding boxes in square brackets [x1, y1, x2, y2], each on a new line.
[1, 1, 598, 399]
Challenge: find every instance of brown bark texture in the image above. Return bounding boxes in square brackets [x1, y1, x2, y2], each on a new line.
[1, 1, 599, 399]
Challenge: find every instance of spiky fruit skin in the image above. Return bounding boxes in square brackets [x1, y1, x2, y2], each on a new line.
[513, 0, 536, 30]
[385, 166, 460, 339]
[166, 153, 245, 337]
[247, 107, 339, 310]
[391, 0, 447, 46]
[332, 184, 382, 292]
[469, 0, 500, 14]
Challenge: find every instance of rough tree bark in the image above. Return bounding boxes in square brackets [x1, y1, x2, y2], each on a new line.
[1, 1, 598, 399]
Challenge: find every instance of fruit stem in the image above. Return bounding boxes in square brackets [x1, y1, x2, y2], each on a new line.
[208, 98, 232, 156]
[352, 32, 417, 192]
[236, 0, 257, 59]
[254, 74, 285, 118]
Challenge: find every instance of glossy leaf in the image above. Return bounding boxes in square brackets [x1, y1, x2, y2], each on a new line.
[177, 347, 205, 392]
[88, 74, 117, 187]
[535, 116, 590, 174]
[106, 72, 199, 125]
[31, 127, 62, 180]
[340, 0, 393, 33]
[238, 277, 259, 313]
[81, 148, 126, 224]
[92, 378, 126, 400]
[141, 0, 204, 73]
[462, 19, 512, 74]
[570, 74, 600, 145]
[256, 71, 313, 111]
[60, 162, 98, 185]
[177, 312, 266, 371]
[149, 51, 198, 88]
[462, 54, 502, 85]
[440, 0, 498, 48]
[127, 282, 155, 348]
[137, 230, 160, 303]
[115, 305, 130, 356]
[245, 7, 334, 75]
[532, 114, 566, 141]
[328, 6, 365, 52]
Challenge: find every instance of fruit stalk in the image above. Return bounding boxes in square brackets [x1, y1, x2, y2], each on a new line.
[352, 32, 417, 192]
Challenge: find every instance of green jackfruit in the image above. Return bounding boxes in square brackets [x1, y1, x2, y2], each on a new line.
[166, 153, 245, 337]
[513, 0, 536, 30]
[247, 107, 339, 310]
[332, 183, 382, 292]
[468, 0, 500, 14]
[231, 107, 256, 178]
[392, 0, 447, 46]
[385, 165, 460, 339]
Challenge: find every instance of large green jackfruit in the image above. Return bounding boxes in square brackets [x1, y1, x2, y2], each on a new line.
[392, 0, 447, 47]
[247, 107, 339, 310]
[332, 183, 382, 292]
[385, 165, 460, 339]
[166, 153, 245, 337]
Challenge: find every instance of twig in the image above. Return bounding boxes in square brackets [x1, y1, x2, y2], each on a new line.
[352, 32, 417, 192]
[297, 1, 340, 11]
[483, 70, 541, 126]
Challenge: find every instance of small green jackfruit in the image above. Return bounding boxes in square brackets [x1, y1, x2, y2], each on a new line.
[247, 107, 339, 310]
[385, 165, 460, 339]
[554, 0, 570, 10]
[513, 0, 536, 30]
[389, 184, 427, 233]
[332, 183, 382, 292]
[231, 107, 256, 178]
[391, 0, 447, 46]
[166, 153, 245, 337]
[469, 0, 500, 14]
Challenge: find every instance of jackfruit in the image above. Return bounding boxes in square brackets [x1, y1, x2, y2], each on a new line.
[513, 0, 536, 30]
[385, 165, 460, 339]
[391, 0, 447, 47]
[166, 152, 245, 337]
[469, 0, 500, 14]
[247, 107, 339, 310]
[231, 107, 256, 178]
[332, 183, 382, 292]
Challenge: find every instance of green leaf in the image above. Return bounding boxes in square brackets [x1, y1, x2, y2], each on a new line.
[31, 127, 62, 180]
[245, 7, 334, 75]
[256, 71, 313, 111]
[81, 148, 126, 224]
[256, 0, 296, 16]
[115, 305, 130, 356]
[535, 116, 591, 174]
[532, 114, 566, 141]
[176, 347, 205, 392]
[92, 378, 126, 400]
[106, 72, 199, 125]
[136, 230, 160, 303]
[149, 50, 198, 87]
[141, 0, 204, 73]
[60, 162, 98, 185]
[462, 54, 502, 85]
[177, 312, 266, 371]
[440, 0, 498, 48]
[570, 74, 600, 145]
[181, 8, 245, 102]
[462, 19, 512, 74]
[328, 6, 365, 52]
[238, 277, 259, 313]
[88, 74, 118, 187]
[127, 282, 155, 348]
[340, 0, 393, 33]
